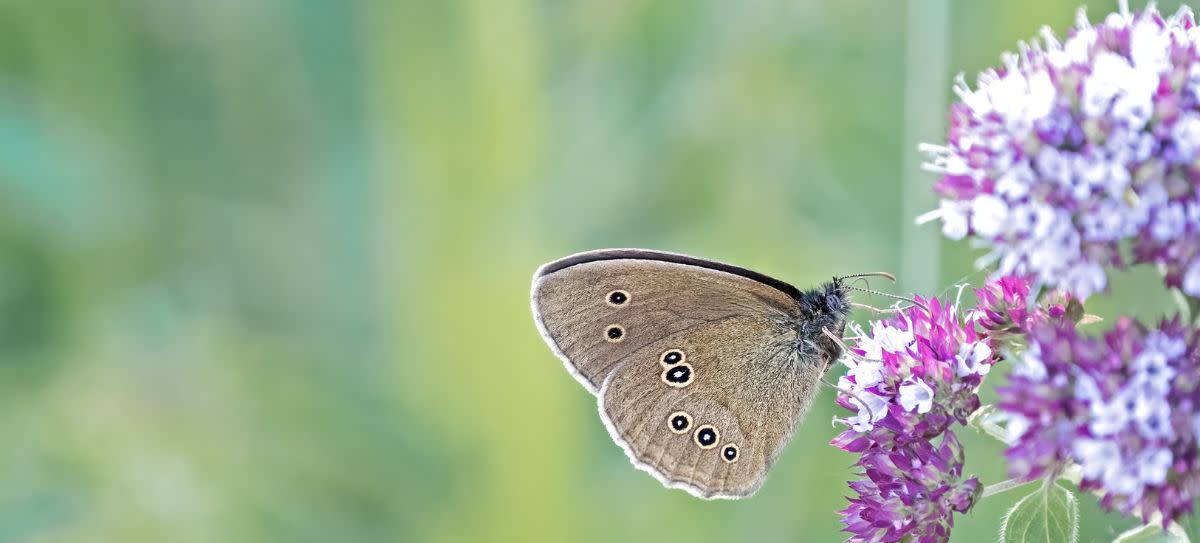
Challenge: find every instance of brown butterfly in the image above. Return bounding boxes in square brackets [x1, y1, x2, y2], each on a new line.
[530, 248, 887, 499]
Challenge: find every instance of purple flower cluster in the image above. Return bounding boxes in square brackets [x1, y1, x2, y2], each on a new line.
[997, 316, 1200, 526]
[832, 297, 992, 542]
[970, 274, 1082, 339]
[840, 433, 978, 543]
[921, 4, 1200, 299]
[971, 274, 1066, 335]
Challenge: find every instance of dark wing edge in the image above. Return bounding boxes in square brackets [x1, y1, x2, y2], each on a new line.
[533, 248, 803, 301]
[530, 248, 801, 396]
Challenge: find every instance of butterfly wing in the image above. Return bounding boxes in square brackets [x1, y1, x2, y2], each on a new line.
[531, 249, 825, 498]
[531, 249, 803, 393]
[602, 312, 825, 498]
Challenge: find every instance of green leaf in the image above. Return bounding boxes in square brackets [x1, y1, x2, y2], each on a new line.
[1112, 521, 1190, 543]
[1000, 483, 1079, 543]
[1180, 514, 1200, 543]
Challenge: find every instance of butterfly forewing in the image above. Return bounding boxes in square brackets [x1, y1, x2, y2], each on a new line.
[530, 249, 827, 499]
[532, 251, 799, 392]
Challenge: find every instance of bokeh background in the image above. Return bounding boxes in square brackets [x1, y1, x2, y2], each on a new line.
[0, 1, 1189, 542]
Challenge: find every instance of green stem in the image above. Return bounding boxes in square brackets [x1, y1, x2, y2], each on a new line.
[977, 421, 1012, 444]
[966, 405, 1013, 444]
[981, 477, 1035, 499]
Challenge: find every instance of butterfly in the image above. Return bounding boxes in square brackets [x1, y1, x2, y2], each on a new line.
[530, 248, 888, 499]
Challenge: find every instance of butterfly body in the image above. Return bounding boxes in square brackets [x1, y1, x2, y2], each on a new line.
[531, 249, 849, 499]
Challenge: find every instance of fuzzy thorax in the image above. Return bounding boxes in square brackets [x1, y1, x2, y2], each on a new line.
[794, 279, 851, 369]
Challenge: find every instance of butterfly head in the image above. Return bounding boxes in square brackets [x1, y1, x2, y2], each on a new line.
[794, 278, 851, 371]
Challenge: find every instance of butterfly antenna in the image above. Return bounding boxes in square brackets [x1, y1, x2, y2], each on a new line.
[837, 271, 897, 283]
[844, 284, 929, 313]
[851, 302, 907, 315]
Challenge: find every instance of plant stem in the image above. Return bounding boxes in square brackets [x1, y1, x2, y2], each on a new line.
[966, 405, 1012, 444]
[981, 477, 1035, 499]
[899, 0, 948, 294]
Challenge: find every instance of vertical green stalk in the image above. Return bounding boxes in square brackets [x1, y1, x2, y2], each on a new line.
[899, 0, 949, 294]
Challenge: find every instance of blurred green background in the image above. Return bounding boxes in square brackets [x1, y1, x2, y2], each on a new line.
[0, 1, 1188, 542]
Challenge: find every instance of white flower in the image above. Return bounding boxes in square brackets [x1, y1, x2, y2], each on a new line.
[1103, 463, 1143, 498]
[1144, 330, 1187, 359]
[844, 391, 889, 432]
[955, 341, 993, 377]
[1133, 334, 1180, 393]
[841, 322, 904, 390]
[1074, 438, 1122, 480]
[845, 359, 884, 389]
[1025, 70, 1057, 121]
[1184, 259, 1200, 296]
[872, 320, 915, 354]
[1191, 64, 1200, 102]
[1134, 394, 1176, 440]
[1105, 127, 1154, 164]
[1171, 112, 1200, 158]
[991, 71, 1034, 130]
[1081, 199, 1131, 241]
[1131, 18, 1170, 70]
[1036, 146, 1073, 186]
[1083, 52, 1135, 117]
[1136, 447, 1174, 485]
[995, 163, 1034, 199]
[1059, 261, 1107, 300]
[1062, 26, 1096, 65]
[1009, 202, 1056, 238]
[1089, 387, 1135, 436]
[1075, 374, 1103, 404]
[1003, 414, 1031, 442]
[1151, 203, 1187, 241]
[921, 3, 1200, 300]
[1023, 213, 1085, 284]
[971, 194, 1010, 238]
[898, 378, 935, 414]
[940, 200, 969, 240]
[1070, 154, 1123, 199]
[1138, 182, 1170, 207]
[1111, 85, 1155, 129]
[1014, 344, 1047, 380]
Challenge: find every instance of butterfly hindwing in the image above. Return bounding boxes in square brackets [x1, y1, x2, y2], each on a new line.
[599, 313, 823, 499]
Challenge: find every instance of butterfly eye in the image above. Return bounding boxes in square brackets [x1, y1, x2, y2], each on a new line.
[661, 364, 693, 387]
[606, 290, 629, 306]
[722, 444, 739, 463]
[605, 325, 625, 342]
[660, 350, 685, 365]
[694, 425, 719, 449]
[667, 411, 692, 434]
